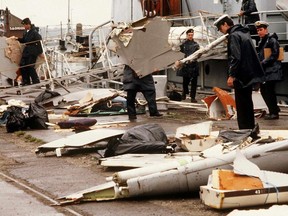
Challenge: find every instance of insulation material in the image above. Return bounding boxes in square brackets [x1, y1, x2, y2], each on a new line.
[4, 37, 22, 65]
[211, 169, 263, 190]
[0, 37, 18, 79]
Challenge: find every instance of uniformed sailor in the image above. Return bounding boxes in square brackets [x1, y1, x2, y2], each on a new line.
[255, 20, 283, 120]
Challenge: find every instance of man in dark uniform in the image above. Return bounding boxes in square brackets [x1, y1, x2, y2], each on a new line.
[214, 14, 264, 130]
[123, 65, 162, 120]
[178, 29, 200, 103]
[239, 0, 260, 44]
[18, 18, 43, 85]
[255, 21, 283, 120]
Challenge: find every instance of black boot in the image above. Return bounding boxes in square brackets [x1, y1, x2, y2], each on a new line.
[181, 93, 186, 100]
[250, 123, 260, 141]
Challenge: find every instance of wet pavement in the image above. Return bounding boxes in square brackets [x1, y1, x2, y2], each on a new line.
[0, 103, 288, 216]
[0, 177, 64, 216]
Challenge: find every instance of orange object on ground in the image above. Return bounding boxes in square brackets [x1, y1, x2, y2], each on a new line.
[213, 87, 236, 119]
[212, 169, 263, 190]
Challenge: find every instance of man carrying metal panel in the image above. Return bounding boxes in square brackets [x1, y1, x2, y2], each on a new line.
[123, 65, 162, 120]
[17, 18, 42, 85]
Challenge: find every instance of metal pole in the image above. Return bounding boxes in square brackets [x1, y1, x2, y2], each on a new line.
[40, 40, 54, 90]
[88, 20, 111, 69]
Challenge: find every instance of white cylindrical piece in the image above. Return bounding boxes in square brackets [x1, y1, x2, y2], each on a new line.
[113, 158, 192, 184]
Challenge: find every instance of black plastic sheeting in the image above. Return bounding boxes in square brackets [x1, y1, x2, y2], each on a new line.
[217, 123, 260, 144]
[217, 130, 252, 143]
[34, 89, 61, 104]
[5, 102, 49, 132]
[104, 123, 169, 157]
[26, 102, 49, 130]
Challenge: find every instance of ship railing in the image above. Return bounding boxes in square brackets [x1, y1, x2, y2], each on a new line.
[167, 12, 222, 48]
[166, 11, 229, 61]
[247, 9, 288, 41]
[166, 9, 288, 62]
[88, 20, 112, 69]
[38, 21, 124, 90]
[248, 9, 288, 63]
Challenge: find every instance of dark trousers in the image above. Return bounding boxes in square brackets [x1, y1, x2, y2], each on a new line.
[235, 86, 255, 130]
[20, 56, 40, 85]
[182, 76, 198, 99]
[126, 90, 158, 116]
[260, 81, 280, 115]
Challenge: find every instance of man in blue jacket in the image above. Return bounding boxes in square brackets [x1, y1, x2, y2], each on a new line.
[214, 14, 264, 131]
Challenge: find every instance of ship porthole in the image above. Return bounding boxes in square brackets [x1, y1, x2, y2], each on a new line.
[205, 64, 210, 75]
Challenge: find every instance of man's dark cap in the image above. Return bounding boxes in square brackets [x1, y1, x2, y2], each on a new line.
[186, 28, 194, 34]
[21, 18, 31, 25]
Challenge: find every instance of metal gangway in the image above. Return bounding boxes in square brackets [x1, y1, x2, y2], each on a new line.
[0, 20, 125, 97]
